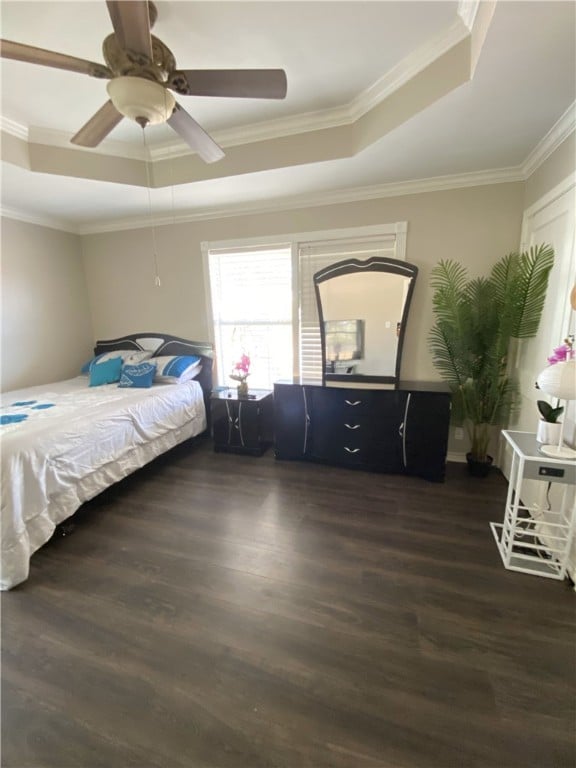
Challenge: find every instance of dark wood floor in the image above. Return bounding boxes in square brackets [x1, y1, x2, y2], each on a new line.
[2, 438, 575, 768]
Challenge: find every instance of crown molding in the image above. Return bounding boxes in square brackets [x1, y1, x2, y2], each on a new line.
[76, 166, 523, 235]
[15, 95, 573, 172]
[0, 116, 28, 141]
[457, 0, 481, 31]
[349, 18, 469, 121]
[152, 17, 470, 160]
[0, 205, 78, 233]
[522, 170, 576, 221]
[522, 101, 576, 179]
[150, 105, 353, 160]
[26, 126, 149, 160]
[150, 96, 576, 177]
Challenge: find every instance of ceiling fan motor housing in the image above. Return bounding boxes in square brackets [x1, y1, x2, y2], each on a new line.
[103, 34, 175, 81]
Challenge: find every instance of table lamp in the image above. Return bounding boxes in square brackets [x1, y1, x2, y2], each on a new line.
[536, 358, 576, 459]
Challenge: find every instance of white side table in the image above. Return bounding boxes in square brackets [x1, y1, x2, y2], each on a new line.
[491, 430, 576, 579]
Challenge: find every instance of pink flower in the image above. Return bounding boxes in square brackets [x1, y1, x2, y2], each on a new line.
[233, 354, 250, 374]
[547, 343, 574, 366]
[230, 353, 251, 383]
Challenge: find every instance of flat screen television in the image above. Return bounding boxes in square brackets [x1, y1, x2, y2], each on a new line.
[324, 319, 364, 362]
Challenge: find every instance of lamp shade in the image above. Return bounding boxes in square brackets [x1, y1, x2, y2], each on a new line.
[537, 358, 576, 401]
[107, 76, 175, 125]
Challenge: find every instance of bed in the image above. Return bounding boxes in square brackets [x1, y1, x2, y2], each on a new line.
[0, 333, 213, 590]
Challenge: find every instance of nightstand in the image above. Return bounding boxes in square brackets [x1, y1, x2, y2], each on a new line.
[210, 389, 273, 456]
[491, 430, 576, 580]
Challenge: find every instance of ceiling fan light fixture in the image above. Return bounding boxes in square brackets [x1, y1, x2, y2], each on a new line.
[107, 76, 175, 125]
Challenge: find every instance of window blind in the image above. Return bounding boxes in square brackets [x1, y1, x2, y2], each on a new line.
[298, 236, 398, 380]
[208, 245, 293, 388]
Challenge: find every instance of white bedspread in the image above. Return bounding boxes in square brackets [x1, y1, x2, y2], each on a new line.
[1, 377, 206, 590]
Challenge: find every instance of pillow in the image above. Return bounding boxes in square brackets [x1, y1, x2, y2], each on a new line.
[118, 362, 157, 389]
[153, 355, 202, 383]
[89, 357, 123, 387]
[81, 350, 152, 375]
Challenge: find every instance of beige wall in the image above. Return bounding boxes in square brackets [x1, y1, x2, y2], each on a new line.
[82, 182, 525, 389]
[1, 182, 526, 456]
[3, 150, 571, 459]
[1, 217, 94, 391]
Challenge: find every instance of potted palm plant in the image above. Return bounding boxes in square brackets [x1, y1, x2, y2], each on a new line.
[429, 244, 554, 476]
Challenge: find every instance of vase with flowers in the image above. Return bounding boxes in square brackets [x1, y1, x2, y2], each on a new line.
[230, 353, 251, 396]
[535, 335, 575, 446]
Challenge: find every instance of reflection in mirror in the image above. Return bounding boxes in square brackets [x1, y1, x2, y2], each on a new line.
[324, 319, 365, 374]
[314, 257, 418, 385]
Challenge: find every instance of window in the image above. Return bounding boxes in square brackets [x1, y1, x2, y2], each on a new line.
[204, 223, 406, 388]
[207, 244, 293, 389]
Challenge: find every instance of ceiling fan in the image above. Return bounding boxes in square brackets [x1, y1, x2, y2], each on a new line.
[0, 0, 288, 163]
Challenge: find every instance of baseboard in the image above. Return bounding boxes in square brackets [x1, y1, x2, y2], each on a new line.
[447, 451, 467, 463]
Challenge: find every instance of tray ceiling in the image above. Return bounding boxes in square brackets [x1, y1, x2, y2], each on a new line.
[0, 1, 574, 231]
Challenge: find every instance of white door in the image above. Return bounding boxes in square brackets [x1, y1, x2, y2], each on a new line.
[519, 174, 576, 413]
[511, 173, 576, 582]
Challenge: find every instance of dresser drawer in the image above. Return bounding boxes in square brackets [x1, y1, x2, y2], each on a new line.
[311, 425, 369, 463]
[311, 386, 373, 420]
[309, 391, 372, 466]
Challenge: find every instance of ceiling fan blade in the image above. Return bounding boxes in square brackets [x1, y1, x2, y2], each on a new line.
[169, 69, 288, 99]
[0, 39, 111, 78]
[106, 1, 152, 59]
[71, 101, 123, 147]
[167, 103, 224, 164]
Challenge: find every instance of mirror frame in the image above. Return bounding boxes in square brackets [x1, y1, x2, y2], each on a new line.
[314, 256, 418, 386]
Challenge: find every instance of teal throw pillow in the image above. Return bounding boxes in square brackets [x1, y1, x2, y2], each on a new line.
[89, 356, 123, 387]
[118, 362, 157, 389]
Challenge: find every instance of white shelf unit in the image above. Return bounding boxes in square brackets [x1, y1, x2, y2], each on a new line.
[491, 430, 576, 580]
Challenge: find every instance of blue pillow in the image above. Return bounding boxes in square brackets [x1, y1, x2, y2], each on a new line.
[118, 362, 157, 389]
[89, 356, 123, 387]
[153, 355, 202, 383]
[81, 350, 152, 374]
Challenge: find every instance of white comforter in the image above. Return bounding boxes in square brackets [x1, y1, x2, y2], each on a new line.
[1, 377, 206, 590]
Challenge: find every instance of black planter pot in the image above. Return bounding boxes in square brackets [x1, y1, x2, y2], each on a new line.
[466, 453, 493, 478]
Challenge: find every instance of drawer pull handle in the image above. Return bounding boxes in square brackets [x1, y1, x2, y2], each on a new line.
[345, 400, 362, 406]
[344, 423, 360, 430]
[344, 447, 360, 454]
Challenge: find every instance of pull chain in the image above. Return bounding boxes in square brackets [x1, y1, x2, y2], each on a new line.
[169, 138, 176, 227]
[142, 126, 161, 288]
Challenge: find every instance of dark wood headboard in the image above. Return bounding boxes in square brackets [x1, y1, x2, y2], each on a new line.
[94, 333, 214, 408]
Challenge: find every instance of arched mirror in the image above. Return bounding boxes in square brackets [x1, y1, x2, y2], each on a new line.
[314, 257, 418, 386]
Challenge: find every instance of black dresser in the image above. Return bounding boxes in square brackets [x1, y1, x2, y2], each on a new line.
[273, 380, 451, 481]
